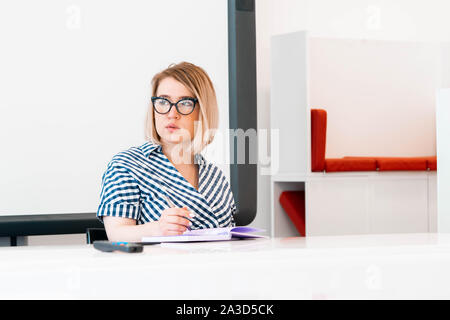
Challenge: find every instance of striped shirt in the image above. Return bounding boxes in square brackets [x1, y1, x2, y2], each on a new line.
[96, 141, 236, 229]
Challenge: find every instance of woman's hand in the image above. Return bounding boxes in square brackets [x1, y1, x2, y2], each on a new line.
[103, 206, 196, 241]
[155, 207, 194, 236]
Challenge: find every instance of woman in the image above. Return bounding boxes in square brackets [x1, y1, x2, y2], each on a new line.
[97, 62, 236, 242]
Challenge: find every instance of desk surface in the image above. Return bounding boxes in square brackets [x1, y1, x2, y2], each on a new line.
[1, 233, 450, 299]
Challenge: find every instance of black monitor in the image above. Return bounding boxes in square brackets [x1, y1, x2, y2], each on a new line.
[228, 0, 257, 226]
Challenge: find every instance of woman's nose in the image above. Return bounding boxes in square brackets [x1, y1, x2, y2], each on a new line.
[167, 105, 180, 118]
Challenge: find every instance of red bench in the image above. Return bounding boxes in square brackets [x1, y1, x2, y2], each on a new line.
[279, 109, 437, 237]
[311, 109, 437, 172]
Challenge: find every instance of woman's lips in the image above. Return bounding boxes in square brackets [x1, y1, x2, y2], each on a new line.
[166, 125, 179, 132]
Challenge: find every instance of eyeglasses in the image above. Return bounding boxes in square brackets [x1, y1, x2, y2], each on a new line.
[151, 96, 198, 115]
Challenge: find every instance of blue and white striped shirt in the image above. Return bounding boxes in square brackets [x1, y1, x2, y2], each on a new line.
[97, 141, 236, 229]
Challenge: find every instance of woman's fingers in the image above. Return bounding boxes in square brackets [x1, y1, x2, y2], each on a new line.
[163, 207, 196, 220]
[163, 221, 189, 235]
[164, 215, 192, 227]
[159, 207, 197, 235]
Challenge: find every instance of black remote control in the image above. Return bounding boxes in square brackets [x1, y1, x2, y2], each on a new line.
[93, 241, 144, 253]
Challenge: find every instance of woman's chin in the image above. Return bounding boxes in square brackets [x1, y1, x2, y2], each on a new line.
[162, 134, 190, 145]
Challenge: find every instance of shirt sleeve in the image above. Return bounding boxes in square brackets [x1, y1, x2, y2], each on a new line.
[96, 161, 141, 222]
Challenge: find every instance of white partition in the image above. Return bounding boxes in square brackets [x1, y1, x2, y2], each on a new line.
[270, 31, 310, 178]
[437, 89, 450, 232]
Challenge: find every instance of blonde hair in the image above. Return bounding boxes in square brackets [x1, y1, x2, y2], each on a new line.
[145, 62, 219, 154]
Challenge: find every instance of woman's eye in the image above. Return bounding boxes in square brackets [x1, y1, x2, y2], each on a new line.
[180, 100, 193, 107]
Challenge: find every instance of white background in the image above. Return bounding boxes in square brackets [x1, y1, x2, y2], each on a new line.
[0, 0, 229, 216]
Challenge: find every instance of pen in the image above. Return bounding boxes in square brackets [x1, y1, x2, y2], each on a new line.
[164, 194, 194, 231]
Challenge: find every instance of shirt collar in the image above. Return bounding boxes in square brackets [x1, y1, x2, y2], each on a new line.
[141, 141, 162, 158]
[141, 141, 207, 166]
[194, 153, 207, 166]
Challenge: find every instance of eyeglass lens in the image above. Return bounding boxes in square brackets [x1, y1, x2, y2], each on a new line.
[153, 98, 195, 115]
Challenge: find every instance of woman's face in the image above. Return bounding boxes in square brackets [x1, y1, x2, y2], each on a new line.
[154, 76, 200, 146]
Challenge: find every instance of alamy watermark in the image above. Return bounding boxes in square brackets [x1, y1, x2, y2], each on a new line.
[161, 123, 280, 176]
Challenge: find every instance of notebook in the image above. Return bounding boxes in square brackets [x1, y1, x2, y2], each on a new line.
[141, 226, 267, 243]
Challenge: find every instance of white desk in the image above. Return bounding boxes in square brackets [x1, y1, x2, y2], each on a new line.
[1, 233, 450, 299]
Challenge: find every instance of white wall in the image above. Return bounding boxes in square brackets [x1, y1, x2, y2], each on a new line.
[442, 43, 450, 88]
[274, 0, 450, 42]
[309, 37, 441, 158]
[0, 0, 229, 217]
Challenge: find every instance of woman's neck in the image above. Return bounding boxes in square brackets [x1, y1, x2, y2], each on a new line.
[162, 141, 195, 165]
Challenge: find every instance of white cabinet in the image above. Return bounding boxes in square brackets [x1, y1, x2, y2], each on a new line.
[272, 172, 437, 237]
[369, 175, 429, 234]
[306, 177, 369, 236]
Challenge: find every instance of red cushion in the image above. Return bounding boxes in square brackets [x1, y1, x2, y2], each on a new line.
[376, 157, 427, 171]
[279, 191, 305, 237]
[344, 156, 436, 171]
[426, 156, 437, 170]
[310, 109, 436, 173]
[311, 109, 327, 172]
[325, 158, 377, 172]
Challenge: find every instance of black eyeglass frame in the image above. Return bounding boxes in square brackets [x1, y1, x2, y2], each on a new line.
[151, 96, 198, 115]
